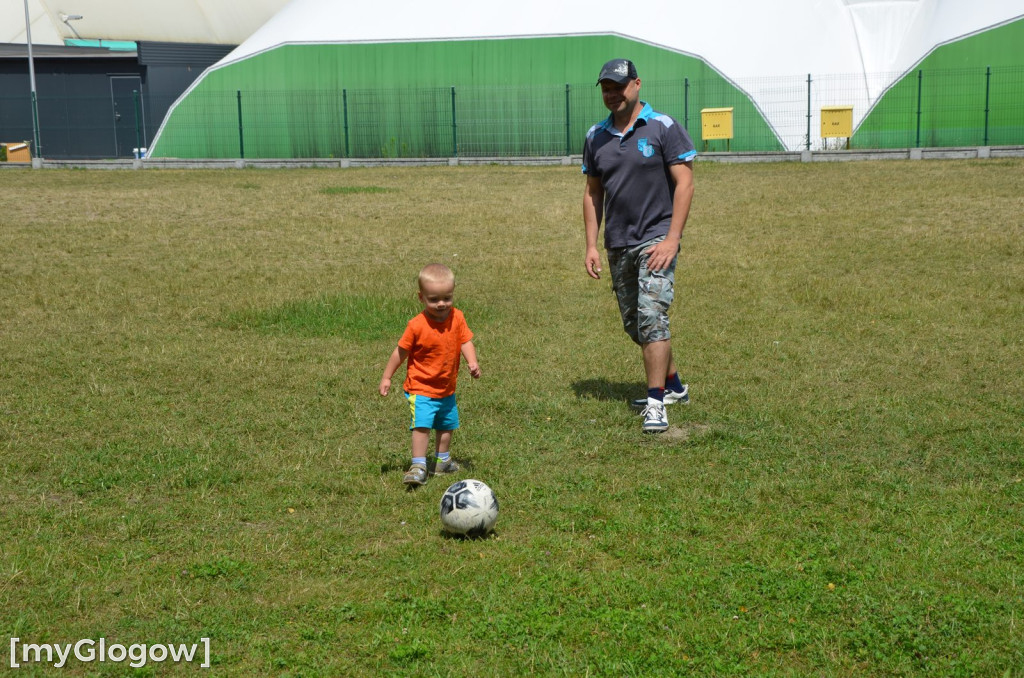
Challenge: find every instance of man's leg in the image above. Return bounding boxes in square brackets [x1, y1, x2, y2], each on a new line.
[638, 340, 671, 433]
[642, 340, 672, 391]
[631, 349, 686, 408]
[637, 237, 677, 432]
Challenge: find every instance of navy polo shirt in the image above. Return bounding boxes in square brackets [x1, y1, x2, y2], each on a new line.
[582, 102, 697, 249]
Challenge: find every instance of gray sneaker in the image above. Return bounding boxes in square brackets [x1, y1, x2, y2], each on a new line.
[641, 402, 669, 433]
[631, 384, 689, 409]
[403, 464, 428, 486]
[433, 457, 460, 475]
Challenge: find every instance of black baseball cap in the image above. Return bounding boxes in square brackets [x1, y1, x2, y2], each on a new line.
[596, 58, 638, 85]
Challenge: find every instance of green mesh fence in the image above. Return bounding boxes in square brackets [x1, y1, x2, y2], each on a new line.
[147, 67, 1024, 158]
[4, 66, 1022, 159]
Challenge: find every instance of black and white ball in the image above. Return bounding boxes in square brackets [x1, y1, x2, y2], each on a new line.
[439, 479, 498, 537]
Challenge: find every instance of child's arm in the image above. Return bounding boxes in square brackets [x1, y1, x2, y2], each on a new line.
[379, 346, 408, 396]
[461, 341, 481, 379]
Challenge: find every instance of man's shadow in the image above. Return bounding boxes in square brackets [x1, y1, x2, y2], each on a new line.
[571, 378, 637, 403]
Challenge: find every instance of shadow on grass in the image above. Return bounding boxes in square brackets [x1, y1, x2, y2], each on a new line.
[381, 458, 477, 491]
[571, 378, 638, 404]
[438, 529, 498, 541]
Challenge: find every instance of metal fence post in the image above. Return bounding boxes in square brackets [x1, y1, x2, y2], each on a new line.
[684, 77, 689, 131]
[30, 91, 42, 158]
[565, 84, 571, 156]
[236, 90, 245, 159]
[342, 89, 350, 157]
[23, 0, 43, 158]
[984, 66, 991, 146]
[806, 73, 812, 151]
[915, 70, 923, 148]
[133, 89, 142, 157]
[451, 86, 457, 158]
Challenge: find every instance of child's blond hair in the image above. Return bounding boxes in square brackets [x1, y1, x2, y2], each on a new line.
[418, 263, 455, 290]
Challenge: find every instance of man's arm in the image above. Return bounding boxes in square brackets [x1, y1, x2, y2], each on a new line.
[583, 175, 605, 279]
[644, 161, 694, 272]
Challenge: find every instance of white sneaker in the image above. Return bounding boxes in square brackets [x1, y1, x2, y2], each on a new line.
[632, 384, 688, 409]
[664, 384, 689, 404]
[641, 401, 669, 433]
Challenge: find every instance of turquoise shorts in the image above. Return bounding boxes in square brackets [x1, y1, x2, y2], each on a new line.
[405, 392, 460, 431]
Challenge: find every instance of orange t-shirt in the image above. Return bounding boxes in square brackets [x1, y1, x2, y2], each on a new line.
[399, 308, 474, 398]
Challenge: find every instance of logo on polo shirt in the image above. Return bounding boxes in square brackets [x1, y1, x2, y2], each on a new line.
[637, 138, 655, 158]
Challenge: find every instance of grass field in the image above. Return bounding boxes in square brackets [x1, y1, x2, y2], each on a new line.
[1, 160, 1022, 676]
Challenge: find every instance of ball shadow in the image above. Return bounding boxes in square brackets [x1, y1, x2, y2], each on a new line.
[438, 529, 498, 541]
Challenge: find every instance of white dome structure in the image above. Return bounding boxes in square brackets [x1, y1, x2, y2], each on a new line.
[233, 0, 1015, 80]
[3, 0, 289, 46]
[149, 0, 1024, 156]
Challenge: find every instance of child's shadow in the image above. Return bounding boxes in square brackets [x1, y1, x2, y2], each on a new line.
[571, 378, 636, 404]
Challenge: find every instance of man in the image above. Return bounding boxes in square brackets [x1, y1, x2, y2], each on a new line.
[582, 58, 697, 433]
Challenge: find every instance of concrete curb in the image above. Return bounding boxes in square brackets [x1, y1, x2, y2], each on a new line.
[3, 146, 1022, 170]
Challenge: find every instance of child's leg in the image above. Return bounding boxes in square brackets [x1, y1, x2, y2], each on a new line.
[405, 392, 431, 477]
[434, 395, 459, 462]
[434, 430, 459, 474]
[435, 430, 452, 457]
[411, 427, 431, 465]
[403, 427, 431, 486]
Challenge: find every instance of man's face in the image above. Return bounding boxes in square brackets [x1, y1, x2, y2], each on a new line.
[600, 78, 641, 116]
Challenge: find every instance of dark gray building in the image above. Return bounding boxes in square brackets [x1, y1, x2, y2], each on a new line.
[0, 41, 233, 159]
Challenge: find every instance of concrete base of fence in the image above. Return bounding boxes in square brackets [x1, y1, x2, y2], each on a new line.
[11, 146, 1024, 170]
[693, 146, 1024, 163]
[699, 151, 804, 163]
[817, 149, 912, 162]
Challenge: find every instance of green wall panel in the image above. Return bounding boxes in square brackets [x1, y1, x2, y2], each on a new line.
[151, 35, 781, 158]
[855, 17, 1024, 148]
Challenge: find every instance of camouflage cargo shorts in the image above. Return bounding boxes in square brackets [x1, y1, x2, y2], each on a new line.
[606, 235, 677, 345]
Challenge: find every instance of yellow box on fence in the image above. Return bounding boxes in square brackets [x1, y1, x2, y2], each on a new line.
[701, 107, 734, 140]
[2, 142, 31, 162]
[821, 106, 853, 138]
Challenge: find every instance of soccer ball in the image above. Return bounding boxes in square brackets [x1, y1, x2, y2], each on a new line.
[439, 479, 498, 537]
